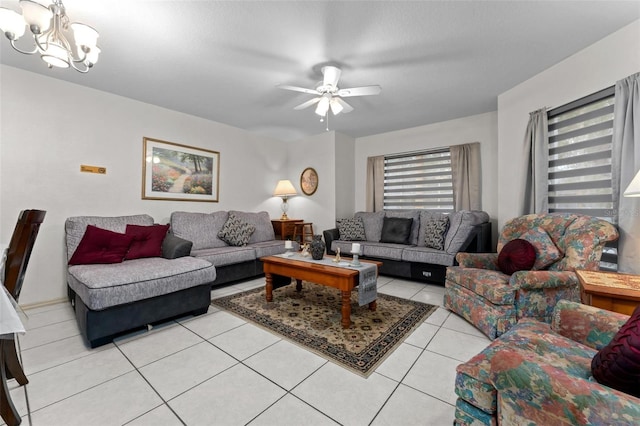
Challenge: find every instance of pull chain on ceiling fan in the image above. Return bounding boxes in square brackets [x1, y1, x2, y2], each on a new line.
[277, 66, 381, 123]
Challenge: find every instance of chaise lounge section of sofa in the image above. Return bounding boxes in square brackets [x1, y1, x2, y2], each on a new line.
[66, 214, 217, 348]
[324, 210, 491, 285]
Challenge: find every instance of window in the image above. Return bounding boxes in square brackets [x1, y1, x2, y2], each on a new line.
[547, 86, 617, 270]
[383, 149, 454, 212]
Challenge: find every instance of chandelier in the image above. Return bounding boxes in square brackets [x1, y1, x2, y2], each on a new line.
[0, 0, 99, 73]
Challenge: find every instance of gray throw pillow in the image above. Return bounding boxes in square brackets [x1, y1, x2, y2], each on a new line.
[337, 217, 366, 241]
[423, 216, 450, 250]
[379, 217, 413, 245]
[217, 213, 256, 246]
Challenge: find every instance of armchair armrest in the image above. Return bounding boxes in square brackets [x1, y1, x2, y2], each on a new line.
[455, 252, 499, 269]
[162, 233, 193, 259]
[323, 228, 340, 255]
[490, 349, 640, 425]
[511, 270, 579, 290]
[552, 300, 629, 350]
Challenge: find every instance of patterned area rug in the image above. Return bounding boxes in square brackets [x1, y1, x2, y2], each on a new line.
[211, 282, 437, 377]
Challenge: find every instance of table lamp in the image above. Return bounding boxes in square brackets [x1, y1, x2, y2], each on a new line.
[273, 179, 297, 220]
[623, 170, 640, 197]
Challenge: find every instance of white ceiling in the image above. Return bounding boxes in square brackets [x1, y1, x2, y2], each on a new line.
[1, 1, 639, 141]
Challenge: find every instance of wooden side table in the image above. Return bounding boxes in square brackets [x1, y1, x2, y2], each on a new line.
[271, 219, 303, 240]
[576, 270, 640, 315]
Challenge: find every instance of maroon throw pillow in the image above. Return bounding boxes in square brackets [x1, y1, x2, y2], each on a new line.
[497, 239, 536, 275]
[591, 304, 640, 398]
[124, 224, 170, 260]
[68, 225, 134, 265]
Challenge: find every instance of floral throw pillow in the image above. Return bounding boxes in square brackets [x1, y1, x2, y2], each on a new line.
[519, 227, 562, 270]
[337, 217, 366, 241]
[423, 216, 450, 250]
[217, 213, 256, 246]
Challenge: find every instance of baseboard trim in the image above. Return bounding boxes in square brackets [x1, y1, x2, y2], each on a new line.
[19, 297, 68, 311]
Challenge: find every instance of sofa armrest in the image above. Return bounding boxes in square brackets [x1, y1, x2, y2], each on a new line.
[162, 233, 193, 259]
[551, 300, 630, 350]
[490, 349, 640, 425]
[455, 252, 499, 269]
[512, 270, 579, 290]
[323, 228, 340, 255]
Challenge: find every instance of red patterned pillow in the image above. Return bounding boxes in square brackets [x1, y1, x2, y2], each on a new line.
[519, 227, 562, 270]
[591, 305, 640, 398]
[124, 224, 170, 260]
[68, 225, 134, 265]
[498, 239, 536, 275]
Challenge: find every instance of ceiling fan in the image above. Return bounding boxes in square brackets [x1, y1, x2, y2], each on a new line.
[277, 66, 381, 118]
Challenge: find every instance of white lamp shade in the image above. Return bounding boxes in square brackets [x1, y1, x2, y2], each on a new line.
[0, 8, 26, 38]
[19, 0, 52, 32]
[71, 22, 98, 47]
[273, 180, 297, 197]
[330, 98, 344, 115]
[624, 170, 640, 197]
[41, 40, 70, 67]
[315, 95, 330, 116]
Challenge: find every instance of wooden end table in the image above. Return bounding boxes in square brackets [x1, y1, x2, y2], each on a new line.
[261, 255, 382, 329]
[576, 270, 640, 315]
[271, 219, 303, 240]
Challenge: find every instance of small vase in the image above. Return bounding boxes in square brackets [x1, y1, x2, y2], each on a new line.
[310, 235, 325, 260]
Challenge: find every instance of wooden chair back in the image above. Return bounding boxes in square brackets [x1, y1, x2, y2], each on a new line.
[3, 209, 46, 301]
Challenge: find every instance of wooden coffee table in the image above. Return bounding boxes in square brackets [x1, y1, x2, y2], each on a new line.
[576, 270, 640, 315]
[261, 255, 382, 329]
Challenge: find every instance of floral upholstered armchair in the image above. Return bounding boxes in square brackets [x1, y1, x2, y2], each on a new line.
[444, 213, 618, 339]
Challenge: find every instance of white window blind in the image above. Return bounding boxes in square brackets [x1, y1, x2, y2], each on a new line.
[383, 149, 454, 212]
[547, 86, 617, 270]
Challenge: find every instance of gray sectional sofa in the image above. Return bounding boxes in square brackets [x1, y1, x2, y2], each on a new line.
[66, 214, 217, 348]
[324, 210, 491, 285]
[170, 210, 291, 286]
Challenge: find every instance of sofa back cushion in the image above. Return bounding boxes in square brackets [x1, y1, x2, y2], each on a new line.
[65, 214, 154, 261]
[354, 211, 385, 242]
[170, 211, 229, 250]
[228, 211, 275, 244]
[385, 210, 420, 245]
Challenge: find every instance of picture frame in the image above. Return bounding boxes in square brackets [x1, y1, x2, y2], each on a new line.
[300, 167, 319, 196]
[142, 137, 220, 202]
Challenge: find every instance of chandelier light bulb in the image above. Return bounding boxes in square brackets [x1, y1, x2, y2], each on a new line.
[1, 0, 99, 73]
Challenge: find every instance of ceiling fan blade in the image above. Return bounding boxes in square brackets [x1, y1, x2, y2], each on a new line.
[294, 97, 321, 110]
[277, 84, 321, 95]
[334, 97, 354, 114]
[322, 66, 342, 87]
[337, 85, 382, 97]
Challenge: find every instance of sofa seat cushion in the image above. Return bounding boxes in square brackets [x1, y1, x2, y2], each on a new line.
[250, 240, 287, 258]
[362, 241, 407, 260]
[401, 246, 456, 266]
[447, 266, 514, 305]
[456, 318, 596, 415]
[170, 211, 229, 250]
[68, 257, 216, 310]
[191, 245, 256, 267]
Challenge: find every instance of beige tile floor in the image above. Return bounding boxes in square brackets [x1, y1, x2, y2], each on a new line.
[4, 276, 490, 426]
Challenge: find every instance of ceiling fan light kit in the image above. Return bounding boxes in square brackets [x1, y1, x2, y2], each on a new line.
[278, 65, 381, 127]
[0, 0, 99, 73]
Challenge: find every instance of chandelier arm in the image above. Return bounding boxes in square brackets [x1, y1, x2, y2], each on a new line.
[69, 60, 90, 73]
[9, 39, 39, 55]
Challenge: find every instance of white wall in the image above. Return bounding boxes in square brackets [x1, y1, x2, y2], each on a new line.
[334, 132, 355, 220]
[354, 111, 499, 243]
[0, 65, 288, 306]
[497, 20, 640, 228]
[284, 131, 337, 236]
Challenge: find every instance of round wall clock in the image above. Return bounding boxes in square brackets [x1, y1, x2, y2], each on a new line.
[300, 167, 319, 196]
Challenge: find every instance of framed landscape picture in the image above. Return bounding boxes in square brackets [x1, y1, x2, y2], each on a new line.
[142, 137, 220, 202]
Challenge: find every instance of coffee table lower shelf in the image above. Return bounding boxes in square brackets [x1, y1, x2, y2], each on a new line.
[261, 255, 382, 329]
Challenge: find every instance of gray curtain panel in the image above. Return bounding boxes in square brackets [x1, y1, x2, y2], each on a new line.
[612, 72, 640, 274]
[450, 142, 481, 211]
[366, 155, 385, 212]
[522, 108, 549, 215]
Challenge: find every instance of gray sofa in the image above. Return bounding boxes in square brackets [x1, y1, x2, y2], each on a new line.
[170, 210, 291, 286]
[66, 214, 217, 348]
[324, 210, 491, 285]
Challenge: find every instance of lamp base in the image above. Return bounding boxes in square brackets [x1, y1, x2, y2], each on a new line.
[280, 213, 289, 220]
